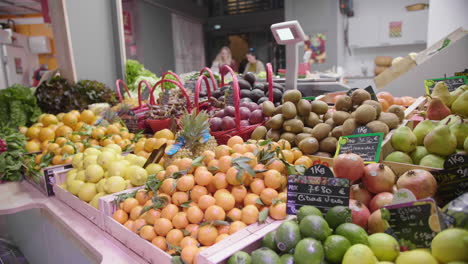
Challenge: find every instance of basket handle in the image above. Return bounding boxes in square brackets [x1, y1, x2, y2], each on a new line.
[199, 67, 218, 95]
[194, 74, 211, 112]
[149, 79, 192, 113]
[160, 71, 184, 90]
[220, 65, 241, 130]
[266, 63, 274, 102]
[115, 79, 131, 102]
[137, 80, 154, 107]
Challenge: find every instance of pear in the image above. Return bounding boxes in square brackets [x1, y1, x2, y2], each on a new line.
[450, 85, 468, 104]
[391, 126, 417, 152]
[451, 90, 468, 117]
[413, 120, 435, 145]
[423, 125, 457, 156]
[431, 81, 453, 106]
[438, 114, 462, 127]
[384, 151, 413, 164]
[449, 120, 468, 148]
[410, 146, 429, 164]
[427, 97, 451, 120]
[419, 154, 445, 168]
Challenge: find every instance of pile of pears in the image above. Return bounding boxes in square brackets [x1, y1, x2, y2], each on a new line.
[426, 82, 468, 120]
[385, 114, 468, 168]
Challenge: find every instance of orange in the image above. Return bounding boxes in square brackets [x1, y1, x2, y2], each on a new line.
[112, 209, 128, 224]
[41, 114, 58, 126]
[212, 172, 228, 190]
[122, 198, 139, 213]
[52, 155, 64, 165]
[186, 206, 204, 224]
[130, 206, 143, 220]
[134, 141, 145, 153]
[245, 143, 257, 153]
[227, 208, 242, 222]
[214, 189, 230, 199]
[377, 91, 394, 105]
[215, 192, 235, 211]
[227, 136, 244, 148]
[172, 192, 189, 206]
[35, 154, 43, 164]
[216, 234, 229, 243]
[244, 193, 261, 208]
[55, 125, 73, 138]
[165, 165, 179, 178]
[232, 143, 248, 154]
[63, 156, 72, 164]
[55, 137, 67, 146]
[26, 126, 41, 140]
[207, 159, 219, 172]
[106, 124, 119, 135]
[144, 138, 157, 152]
[204, 205, 226, 221]
[264, 170, 283, 190]
[154, 128, 175, 140]
[38, 127, 55, 142]
[241, 205, 259, 224]
[177, 175, 195, 192]
[379, 98, 390, 112]
[269, 202, 287, 220]
[267, 159, 285, 173]
[111, 134, 123, 143]
[260, 188, 279, 206]
[166, 229, 184, 246]
[229, 221, 247, 235]
[135, 190, 150, 205]
[156, 171, 166, 181]
[282, 150, 295, 164]
[190, 185, 208, 202]
[161, 204, 179, 220]
[294, 156, 312, 167]
[198, 195, 216, 210]
[123, 220, 134, 231]
[215, 145, 231, 159]
[181, 245, 199, 264]
[177, 157, 194, 173]
[136, 150, 149, 159]
[202, 150, 216, 165]
[61, 144, 75, 155]
[185, 224, 199, 238]
[180, 237, 199, 249]
[153, 218, 173, 236]
[79, 110, 96, 124]
[144, 209, 161, 225]
[253, 164, 266, 179]
[197, 225, 218, 246]
[277, 139, 292, 150]
[140, 225, 156, 241]
[291, 148, 303, 161]
[40, 140, 50, 152]
[132, 219, 146, 233]
[152, 236, 167, 251]
[62, 113, 78, 127]
[218, 156, 232, 173]
[226, 167, 246, 186]
[194, 169, 213, 186]
[231, 185, 247, 203]
[243, 152, 258, 167]
[172, 212, 189, 229]
[75, 142, 85, 152]
[278, 192, 287, 202]
[250, 178, 266, 195]
[217, 224, 230, 234]
[101, 138, 114, 146]
[160, 178, 176, 195]
[120, 130, 130, 140]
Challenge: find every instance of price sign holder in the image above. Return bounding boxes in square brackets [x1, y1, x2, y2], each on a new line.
[431, 153, 468, 207]
[424, 76, 467, 94]
[335, 132, 384, 163]
[382, 198, 442, 249]
[287, 164, 350, 214]
[346, 86, 378, 101]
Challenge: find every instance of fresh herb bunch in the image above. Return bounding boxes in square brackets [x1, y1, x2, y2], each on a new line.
[0, 125, 27, 181]
[74, 80, 118, 105]
[0, 84, 42, 127]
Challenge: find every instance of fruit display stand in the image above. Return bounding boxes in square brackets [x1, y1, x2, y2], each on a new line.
[23, 162, 73, 196]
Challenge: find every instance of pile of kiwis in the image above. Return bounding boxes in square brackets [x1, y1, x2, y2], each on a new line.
[251, 88, 405, 157]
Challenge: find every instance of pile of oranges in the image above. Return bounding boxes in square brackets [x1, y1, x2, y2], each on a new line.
[112, 136, 314, 263]
[133, 129, 176, 159]
[377, 92, 416, 112]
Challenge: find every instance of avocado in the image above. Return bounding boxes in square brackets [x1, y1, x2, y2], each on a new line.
[267, 88, 283, 103]
[240, 89, 252, 99]
[251, 89, 265, 102]
[238, 79, 252, 90]
[257, 97, 269, 104]
[244, 72, 256, 86]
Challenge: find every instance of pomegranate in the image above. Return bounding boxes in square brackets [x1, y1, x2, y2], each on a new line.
[369, 192, 394, 212]
[396, 169, 437, 199]
[349, 199, 370, 230]
[363, 163, 396, 193]
[333, 153, 365, 181]
[350, 184, 373, 207]
[368, 210, 388, 234]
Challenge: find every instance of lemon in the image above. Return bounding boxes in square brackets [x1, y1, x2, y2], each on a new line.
[133, 156, 147, 167]
[126, 180, 133, 189]
[78, 183, 97, 202]
[83, 155, 98, 168]
[85, 164, 104, 183]
[124, 154, 138, 164]
[84, 147, 101, 156]
[75, 170, 86, 181]
[431, 228, 468, 263]
[59, 183, 67, 190]
[107, 161, 128, 177]
[96, 179, 107, 193]
[97, 151, 116, 170]
[104, 144, 122, 155]
[103, 171, 109, 178]
[395, 249, 438, 264]
[146, 163, 164, 175]
[68, 180, 85, 195]
[104, 176, 127, 193]
[89, 192, 106, 209]
[72, 153, 84, 169]
[129, 165, 148, 186]
[368, 233, 400, 262]
[66, 170, 77, 186]
[342, 244, 378, 264]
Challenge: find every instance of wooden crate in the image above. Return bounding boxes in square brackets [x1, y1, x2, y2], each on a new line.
[99, 186, 143, 217]
[404, 96, 426, 119]
[23, 163, 73, 196]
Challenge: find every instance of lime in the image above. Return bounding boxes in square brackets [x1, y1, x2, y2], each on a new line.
[342, 244, 378, 264]
[325, 206, 352, 229]
[68, 180, 85, 195]
[279, 254, 294, 264]
[90, 192, 106, 209]
[78, 183, 97, 202]
[324, 235, 351, 263]
[395, 249, 437, 264]
[293, 238, 324, 264]
[335, 223, 369, 245]
[251, 247, 280, 264]
[85, 164, 104, 183]
[368, 233, 399, 262]
[299, 215, 332, 241]
[275, 220, 301, 253]
[129, 166, 148, 186]
[104, 176, 127, 193]
[297, 205, 323, 222]
[262, 231, 278, 251]
[227, 251, 251, 264]
[431, 228, 468, 263]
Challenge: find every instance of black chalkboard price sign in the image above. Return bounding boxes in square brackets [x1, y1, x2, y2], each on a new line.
[335, 133, 384, 163]
[346, 86, 378, 101]
[352, 126, 372, 135]
[432, 154, 468, 207]
[304, 164, 334, 178]
[383, 199, 440, 249]
[424, 76, 468, 94]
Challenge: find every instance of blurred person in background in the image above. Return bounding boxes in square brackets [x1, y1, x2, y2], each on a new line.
[211, 46, 238, 73]
[243, 51, 265, 74]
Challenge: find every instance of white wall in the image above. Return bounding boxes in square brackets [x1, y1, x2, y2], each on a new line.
[427, 0, 468, 46]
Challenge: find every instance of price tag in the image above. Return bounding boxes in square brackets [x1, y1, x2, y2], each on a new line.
[432, 154, 468, 207]
[286, 173, 350, 214]
[304, 164, 334, 178]
[424, 76, 467, 94]
[382, 199, 440, 249]
[335, 133, 384, 163]
[352, 126, 372, 135]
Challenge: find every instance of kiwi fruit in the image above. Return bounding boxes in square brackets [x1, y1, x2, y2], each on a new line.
[273, 105, 283, 115]
[266, 129, 281, 141]
[319, 137, 338, 154]
[331, 125, 343, 138]
[323, 111, 333, 121]
[266, 114, 284, 130]
[304, 112, 321, 127]
[335, 95, 352, 112]
[280, 132, 296, 143]
[298, 137, 319, 154]
[282, 102, 297, 119]
[283, 119, 304, 133]
[313, 152, 332, 158]
[325, 118, 335, 127]
[388, 105, 405, 121]
[351, 89, 371, 105]
[302, 127, 314, 134]
[332, 111, 351, 125]
[354, 104, 377, 124]
[262, 101, 276, 117]
[366, 120, 389, 135]
[378, 112, 400, 129]
[311, 123, 332, 141]
[311, 100, 328, 115]
[297, 99, 311, 117]
[363, 100, 382, 117]
[350, 111, 356, 119]
[295, 133, 312, 146]
[251, 126, 267, 140]
[342, 118, 358, 136]
[283, 90, 302, 104]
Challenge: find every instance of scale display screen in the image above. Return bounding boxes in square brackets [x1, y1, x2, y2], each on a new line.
[277, 28, 295, 41]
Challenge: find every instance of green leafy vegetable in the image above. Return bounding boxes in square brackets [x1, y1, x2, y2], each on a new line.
[0, 125, 27, 181]
[0, 84, 42, 127]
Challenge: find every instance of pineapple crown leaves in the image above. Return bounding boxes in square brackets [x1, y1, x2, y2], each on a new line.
[232, 157, 256, 183]
[139, 195, 169, 216]
[178, 110, 210, 148]
[258, 209, 269, 224]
